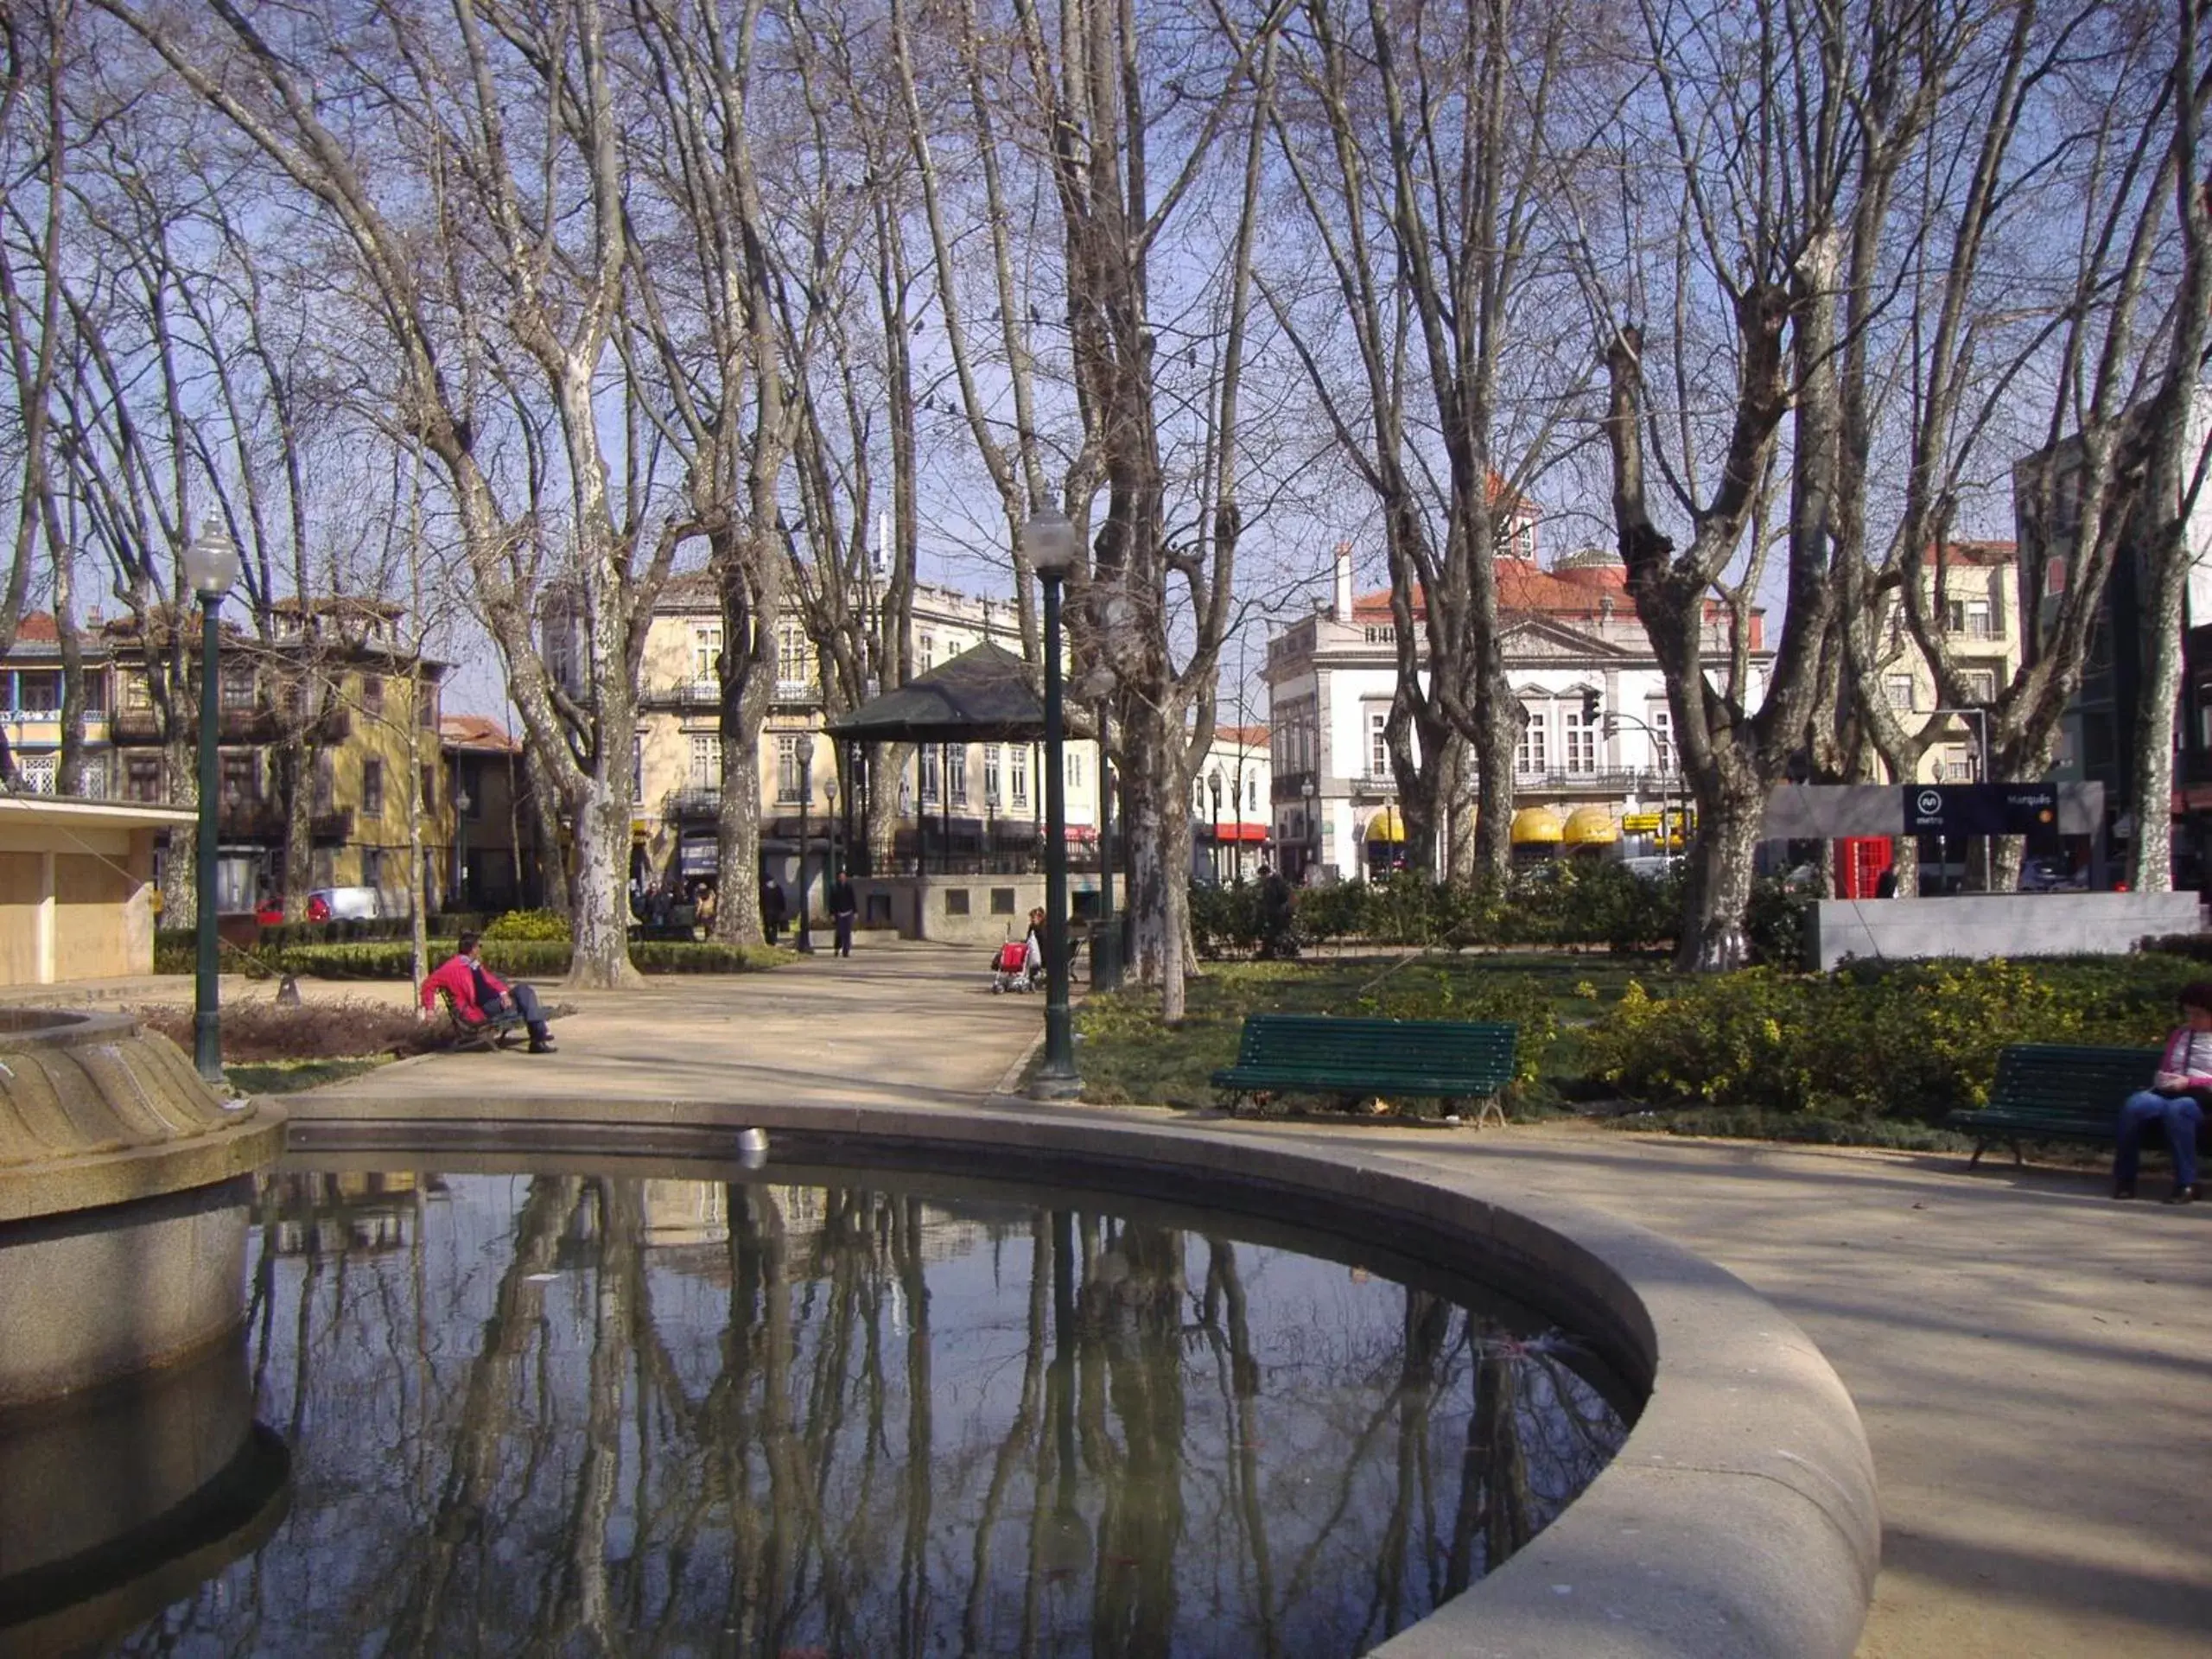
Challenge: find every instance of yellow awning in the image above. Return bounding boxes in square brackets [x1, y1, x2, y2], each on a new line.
[1511, 806, 1564, 845]
[1562, 806, 1620, 846]
[1364, 805, 1408, 843]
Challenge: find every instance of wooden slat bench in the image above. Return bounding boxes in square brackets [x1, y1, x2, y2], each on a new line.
[1946, 1044, 2189, 1167]
[439, 988, 530, 1052]
[1211, 1014, 1518, 1125]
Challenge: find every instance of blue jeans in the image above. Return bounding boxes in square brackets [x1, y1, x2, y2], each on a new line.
[2114, 1090, 2203, 1190]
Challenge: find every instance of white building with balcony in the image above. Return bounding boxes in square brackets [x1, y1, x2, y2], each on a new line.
[1265, 542, 1772, 879]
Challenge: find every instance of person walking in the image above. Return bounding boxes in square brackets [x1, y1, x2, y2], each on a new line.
[760, 874, 787, 944]
[829, 874, 858, 957]
[1257, 860, 1297, 960]
[419, 931, 556, 1054]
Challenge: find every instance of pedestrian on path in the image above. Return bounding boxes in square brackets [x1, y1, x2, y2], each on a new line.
[830, 874, 858, 957]
[760, 874, 787, 944]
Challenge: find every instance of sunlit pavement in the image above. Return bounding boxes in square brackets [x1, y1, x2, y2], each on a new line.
[236, 944, 2211, 1658]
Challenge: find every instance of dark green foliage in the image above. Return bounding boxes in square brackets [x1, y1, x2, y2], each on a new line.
[1581, 953, 2200, 1125]
[156, 938, 773, 979]
[1205, 863, 1684, 957]
[1743, 877, 1810, 968]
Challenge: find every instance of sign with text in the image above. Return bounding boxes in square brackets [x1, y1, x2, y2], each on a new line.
[1904, 783, 2059, 837]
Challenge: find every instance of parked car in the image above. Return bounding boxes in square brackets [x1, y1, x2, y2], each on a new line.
[254, 900, 285, 926]
[2019, 856, 2087, 893]
[305, 886, 382, 922]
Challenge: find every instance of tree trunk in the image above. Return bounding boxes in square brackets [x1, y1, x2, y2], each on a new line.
[162, 736, 196, 930]
[569, 770, 642, 988]
[2130, 538, 2189, 892]
[714, 735, 767, 947]
[1678, 772, 1767, 971]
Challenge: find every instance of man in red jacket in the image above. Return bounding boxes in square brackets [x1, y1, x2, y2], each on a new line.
[420, 931, 556, 1054]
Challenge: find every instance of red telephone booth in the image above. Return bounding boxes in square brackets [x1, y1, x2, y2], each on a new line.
[1834, 836, 1894, 898]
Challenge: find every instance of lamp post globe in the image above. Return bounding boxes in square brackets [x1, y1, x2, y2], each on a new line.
[1021, 506, 1081, 1097]
[184, 518, 238, 1084]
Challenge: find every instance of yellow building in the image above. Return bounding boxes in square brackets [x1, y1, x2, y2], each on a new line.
[1871, 540, 2024, 783]
[102, 600, 448, 915]
[628, 576, 1103, 896]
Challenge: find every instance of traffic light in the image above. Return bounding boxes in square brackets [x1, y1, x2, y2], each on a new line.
[1582, 688, 1603, 726]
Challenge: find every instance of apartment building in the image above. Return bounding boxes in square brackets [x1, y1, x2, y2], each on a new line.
[617, 575, 1101, 896]
[1866, 540, 2024, 783]
[1191, 725, 1272, 883]
[1266, 539, 1772, 879]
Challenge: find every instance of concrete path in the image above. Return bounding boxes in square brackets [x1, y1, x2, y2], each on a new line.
[237, 944, 2205, 1657]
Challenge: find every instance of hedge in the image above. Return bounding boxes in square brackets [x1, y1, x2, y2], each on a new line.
[156, 937, 774, 978]
[1580, 953, 2199, 1125]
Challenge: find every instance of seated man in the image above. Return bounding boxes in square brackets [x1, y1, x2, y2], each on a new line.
[421, 930, 556, 1054]
[2113, 980, 2212, 1203]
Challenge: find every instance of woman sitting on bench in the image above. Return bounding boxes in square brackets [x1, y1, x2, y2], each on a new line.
[2113, 981, 2212, 1204]
[420, 931, 556, 1055]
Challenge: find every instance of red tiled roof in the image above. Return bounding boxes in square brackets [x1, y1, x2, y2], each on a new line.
[1215, 724, 1269, 746]
[16, 612, 57, 643]
[1936, 539, 2018, 567]
[1351, 558, 1631, 620]
[442, 713, 522, 753]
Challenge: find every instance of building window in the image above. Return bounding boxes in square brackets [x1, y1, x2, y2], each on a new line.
[313, 755, 334, 813]
[1947, 599, 1994, 639]
[18, 753, 55, 793]
[1368, 707, 1389, 777]
[1961, 669, 1999, 703]
[1885, 675, 1916, 711]
[123, 672, 152, 711]
[1010, 745, 1030, 808]
[418, 683, 437, 729]
[125, 754, 163, 803]
[362, 758, 385, 817]
[1648, 706, 1674, 772]
[18, 673, 56, 715]
[983, 744, 1001, 807]
[363, 847, 384, 888]
[420, 764, 436, 811]
[632, 734, 645, 803]
[1516, 709, 1548, 774]
[1066, 749, 1084, 790]
[692, 734, 721, 788]
[221, 660, 257, 711]
[1246, 774, 1257, 813]
[1564, 705, 1597, 774]
[918, 633, 935, 671]
[776, 622, 809, 689]
[361, 673, 384, 717]
[777, 736, 803, 803]
[693, 625, 722, 683]
[84, 671, 108, 715]
[219, 751, 257, 805]
[919, 745, 940, 804]
[947, 745, 969, 807]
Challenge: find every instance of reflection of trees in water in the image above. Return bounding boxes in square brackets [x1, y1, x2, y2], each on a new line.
[123, 1174, 1624, 1656]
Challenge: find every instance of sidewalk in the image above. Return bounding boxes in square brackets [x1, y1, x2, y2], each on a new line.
[243, 946, 2206, 1657]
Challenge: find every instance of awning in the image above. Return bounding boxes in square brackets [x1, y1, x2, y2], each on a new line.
[1205, 822, 1270, 843]
[1511, 805, 1564, 846]
[1562, 806, 1620, 846]
[1363, 805, 1407, 842]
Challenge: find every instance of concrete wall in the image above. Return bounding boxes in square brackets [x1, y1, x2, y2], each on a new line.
[0, 815, 163, 983]
[1808, 890, 2200, 969]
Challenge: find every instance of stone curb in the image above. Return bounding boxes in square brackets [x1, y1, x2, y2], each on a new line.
[283, 1096, 1878, 1657]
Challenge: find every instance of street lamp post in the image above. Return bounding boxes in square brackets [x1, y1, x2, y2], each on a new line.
[182, 518, 240, 1084]
[824, 774, 840, 883]
[795, 744, 815, 953]
[1209, 773, 1223, 885]
[1022, 506, 1081, 1096]
[454, 786, 473, 910]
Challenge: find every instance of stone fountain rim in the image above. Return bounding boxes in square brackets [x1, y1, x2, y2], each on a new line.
[283, 1102, 1882, 1658]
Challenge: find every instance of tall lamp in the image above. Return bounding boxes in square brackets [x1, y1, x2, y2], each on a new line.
[795, 743, 815, 953]
[182, 518, 241, 1084]
[1022, 505, 1081, 1096]
[1301, 776, 1318, 880]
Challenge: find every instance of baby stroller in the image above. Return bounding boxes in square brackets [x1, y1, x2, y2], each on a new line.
[991, 938, 1040, 994]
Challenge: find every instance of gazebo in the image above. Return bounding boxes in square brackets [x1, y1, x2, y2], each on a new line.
[823, 643, 1103, 944]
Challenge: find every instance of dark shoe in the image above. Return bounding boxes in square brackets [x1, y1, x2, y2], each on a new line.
[528, 1039, 557, 1055]
[2163, 1183, 2200, 1205]
[2113, 1184, 2137, 1200]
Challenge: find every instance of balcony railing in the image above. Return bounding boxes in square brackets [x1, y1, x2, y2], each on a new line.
[664, 786, 721, 817]
[1349, 766, 1682, 795]
[110, 704, 351, 745]
[217, 799, 354, 842]
[640, 679, 723, 710]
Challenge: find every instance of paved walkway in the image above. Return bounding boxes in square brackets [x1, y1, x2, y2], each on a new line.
[193, 943, 2209, 1657]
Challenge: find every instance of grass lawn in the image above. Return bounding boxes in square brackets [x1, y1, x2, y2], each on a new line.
[225, 1056, 394, 1095]
[1075, 950, 1662, 1113]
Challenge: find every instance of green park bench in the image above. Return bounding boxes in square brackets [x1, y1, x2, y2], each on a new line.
[1211, 1014, 1518, 1125]
[437, 986, 531, 1052]
[1944, 1044, 2206, 1167]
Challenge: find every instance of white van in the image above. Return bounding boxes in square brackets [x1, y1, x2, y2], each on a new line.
[306, 886, 382, 921]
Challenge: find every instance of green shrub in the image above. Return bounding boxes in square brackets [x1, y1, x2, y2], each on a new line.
[1191, 881, 1264, 959]
[483, 907, 572, 943]
[1582, 953, 2196, 1124]
[200, 937, 772, 981]
[1292, 881, 1368, 950]
[1744, 877, 1810, 967]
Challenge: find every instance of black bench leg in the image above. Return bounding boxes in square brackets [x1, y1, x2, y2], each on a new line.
[2010, 1137, 2024, 1169]
[1968, 1138, 1986, 1169]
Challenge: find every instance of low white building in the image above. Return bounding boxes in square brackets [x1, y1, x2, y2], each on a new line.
[1265, 542, 1772, 879]
[1189, 724, 1272, 883]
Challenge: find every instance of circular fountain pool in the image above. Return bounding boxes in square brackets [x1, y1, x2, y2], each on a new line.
[16, 1154, 1635, 1657]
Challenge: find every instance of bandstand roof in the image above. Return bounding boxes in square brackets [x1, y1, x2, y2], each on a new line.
[823, 641, 1050, 745]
